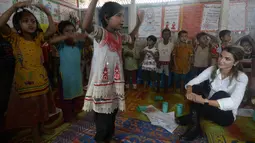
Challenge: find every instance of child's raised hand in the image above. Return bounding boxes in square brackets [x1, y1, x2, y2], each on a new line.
[137, 10, 145, 23]
[14, 1, 32, 9]
[34, 4, 51, 15]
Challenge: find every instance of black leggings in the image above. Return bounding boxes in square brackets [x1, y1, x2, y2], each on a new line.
[94, 109, 118, 142]
[191, 84, 234, 126]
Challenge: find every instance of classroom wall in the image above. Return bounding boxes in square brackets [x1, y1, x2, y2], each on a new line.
[130, 0, 254, 41]
[0, 0, 79, 26]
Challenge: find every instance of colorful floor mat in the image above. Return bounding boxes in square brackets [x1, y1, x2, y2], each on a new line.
[201, 117, 255, 143]
[11, 86, 255, 143]
[53, 112, 207, 143]
[119, 88, 189, 121]
[53, 87, 207, 143]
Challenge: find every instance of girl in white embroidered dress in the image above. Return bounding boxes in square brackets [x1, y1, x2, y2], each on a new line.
[82, 0, 144, 142]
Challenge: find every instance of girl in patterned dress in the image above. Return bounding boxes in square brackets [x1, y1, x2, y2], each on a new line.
[82, 0, 144, 142]
[141, 35, 159, 89]
[0, 2, 56, 142]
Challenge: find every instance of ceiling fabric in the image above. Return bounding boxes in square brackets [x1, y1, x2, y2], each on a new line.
[80, 0, 185, 8]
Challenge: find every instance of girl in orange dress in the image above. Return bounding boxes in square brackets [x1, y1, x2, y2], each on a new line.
[0, 1, 56, 142]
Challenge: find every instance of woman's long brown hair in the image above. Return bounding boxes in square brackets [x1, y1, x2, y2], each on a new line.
[210, 46, 245, 85]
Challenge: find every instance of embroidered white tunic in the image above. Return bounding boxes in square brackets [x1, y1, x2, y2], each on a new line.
[83, 26, 131, 114]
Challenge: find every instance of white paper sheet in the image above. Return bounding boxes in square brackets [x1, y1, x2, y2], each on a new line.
[142, 105, 178, 133]
[237, 108, 254, 117]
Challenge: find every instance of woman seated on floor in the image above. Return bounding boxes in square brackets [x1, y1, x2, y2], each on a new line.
[176, 46, 248, 141]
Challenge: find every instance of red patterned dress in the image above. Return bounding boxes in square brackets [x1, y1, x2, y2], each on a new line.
[83, 26, 131, 114]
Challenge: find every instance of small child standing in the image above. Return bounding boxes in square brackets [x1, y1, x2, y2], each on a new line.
[156, 28, 174, 93]
[82, 0, 144, 142]
[192, 32, 211, 76]
[172, 30, 193, 94]
[123, 37, 139, 89]
[211, 30, 231, 65]
[49, 20, 87, 122]
[141, 35, 159, 89]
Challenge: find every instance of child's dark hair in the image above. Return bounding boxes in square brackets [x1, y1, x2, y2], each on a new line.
[178, 30, 188, 37]
[162, 28, 171, 35]
[58, 20, 75, 34]
[240, 37, 252, 46]
[196, 32, 207, 40]
[12, 9, 42, 38]
[219, 30, 231, 40]
[147, 35, 157, 42]
[99, 2, 124, 28]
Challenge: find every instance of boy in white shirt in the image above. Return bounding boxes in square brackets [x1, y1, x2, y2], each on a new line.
[156, 28, 174, 93]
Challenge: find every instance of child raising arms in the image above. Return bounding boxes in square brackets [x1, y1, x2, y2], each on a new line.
[49, 20, 87, 122]
[0, 1, 56, 142]
[82, 0, 144, 142]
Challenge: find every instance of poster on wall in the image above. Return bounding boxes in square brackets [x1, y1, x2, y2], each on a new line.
[60, 0, 77, 7]
[69, 8, 78, 18]
[181, 4, 203, 38]
[138, 7, 162, 37]
[247, 7, 255, 30]
[42, 0, 59, 22]
[59, 5, 69, 20]
[201, 4, 221, 31]
[0, 0, 13, 26]
[228, 1, 247, 31]
[164, 6, 180, 31]
[0, 0, 12, 16]
[60, 5, 78, 21]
